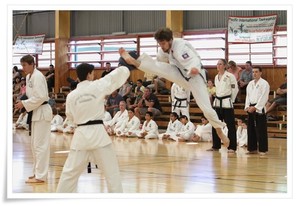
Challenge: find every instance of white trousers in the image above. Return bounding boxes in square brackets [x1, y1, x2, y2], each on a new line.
[138, 54, 225, 129]
[56, 143, 123, 193]
[31, 120, 51, 181]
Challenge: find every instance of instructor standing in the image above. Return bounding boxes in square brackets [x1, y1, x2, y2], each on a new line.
[56, 63, 128, 193]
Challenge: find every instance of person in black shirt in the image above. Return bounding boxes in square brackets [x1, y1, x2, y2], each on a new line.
[134, 87, 162, 120]
[101, 62, 113, 78]
[45, 64, 55, 92]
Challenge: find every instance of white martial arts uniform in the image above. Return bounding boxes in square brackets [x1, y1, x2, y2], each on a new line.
[137, 38, 225, 129]
[56, 66, 129, 193]
[15, 112, 29, 130]
[115, 115, 140, 137]
[50, 114, 64, 132]
[158, 119, 182, 139]
[236, 126, 247, 147]
[213, 71, 238, 109]
[171, 83, 190, 119]
[57, 117, 75, 134]
[194, 123, 213, 142]
[103, 111, 112, 122]
[104, 109, 128, 134]
[171, 121, 195, 141]
[134, 119, 159, 139]
[22, 68, 52, 181]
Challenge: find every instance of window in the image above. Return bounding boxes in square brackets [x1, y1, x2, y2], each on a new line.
[183, 33, 226, 66]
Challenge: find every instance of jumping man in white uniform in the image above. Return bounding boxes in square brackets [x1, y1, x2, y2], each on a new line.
[119, 27, 229, 147]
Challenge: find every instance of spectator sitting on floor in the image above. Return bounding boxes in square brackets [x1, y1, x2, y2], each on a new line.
[15, 108, 29, 130]
[50, 108, 64, 132]
[170, 115, 195, 142]
[115, 108, 140, 137]
[191, 116, 212, 142]
[104, 101, 128, 135]
[158, 112, 182, 140]
[132, 111, 159, 139]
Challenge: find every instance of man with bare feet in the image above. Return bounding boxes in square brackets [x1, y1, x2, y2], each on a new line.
[119, 27, 229, 147]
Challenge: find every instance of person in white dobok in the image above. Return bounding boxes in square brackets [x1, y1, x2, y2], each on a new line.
[57, 117, 75, 134]
[191, 116, 212, 142]
[171, 82, 190, 119]
[119, 27, 229, 147]
[115, 108, 140, 137]
[56, 63, 126, 193]
[50, 108, 64, 132]
[158, 112, 182, 140]
[170, 115, 195, 142]
[236, 118, 247, 147]
[15, 109, 29, 130]
[133, 111, 159, 139]
[104, 100, 128, 135]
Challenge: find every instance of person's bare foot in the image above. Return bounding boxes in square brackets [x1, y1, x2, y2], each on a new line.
[216, 128, 230, 147]
[119, 47, 137, 66]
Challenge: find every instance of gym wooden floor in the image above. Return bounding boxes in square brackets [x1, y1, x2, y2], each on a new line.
[12, 129, 287, 194]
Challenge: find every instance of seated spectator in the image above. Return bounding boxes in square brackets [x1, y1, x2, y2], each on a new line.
[104, 101, 128, 135]
[133, 112, 159, 139]
[170, 115, 195, 142]
[191, 116, 212, 142]
[127, 88, 144, 110]
[115, 108, 140, 137]
[48, 92, 57, 109]
[143, 72, 156, 87]
[57, 117, 75, 134]
[13, 76, 21, 103]
[118, 78, 132, 101]
[13, 66, 22, 82]
[45, 64, 55, 92]
[126, 79, 145, 106]
[134, 87, 162, 120]
[236, 118, 247, 147]
[67, 77, 79, 90]
[148, 76, 167, 94]
[266, 74, 287, 118]
[106, 90, 124, 117]
[50, 108, 64, 132]
[15, 109, 29, 130]
[207, 79, 216, 105]
[158, 112, 182, 140]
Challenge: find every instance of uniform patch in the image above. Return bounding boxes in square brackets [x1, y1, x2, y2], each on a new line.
[182, 52, 190, 59]
[231, 84, 235, 88]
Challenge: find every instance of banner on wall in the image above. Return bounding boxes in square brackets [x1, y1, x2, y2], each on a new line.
[228, 14, 277, 43]
[13, 34, 45, 54]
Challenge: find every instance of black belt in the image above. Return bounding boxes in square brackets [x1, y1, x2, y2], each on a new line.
[215, 95, 231, 113]
[249, 103, 265, 114]
[173, 97, 188, 110]
[27, 101, 48, 136]
[77, 120, 103, 126]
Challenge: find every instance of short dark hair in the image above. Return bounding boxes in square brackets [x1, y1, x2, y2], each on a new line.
[170, 112, 179, 119]
[20, 55, 35, 65]
[145, 111, 153, 117]
[50, 64, 54, 69]
[246, 61, 252, 66]
[179, 115, 188, 121]
[254, 66, 262, 72]
[154, 28, 173, 42]
[76, 63, 94, 81]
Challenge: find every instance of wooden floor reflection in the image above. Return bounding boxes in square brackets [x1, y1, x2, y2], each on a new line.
[12, 129, 287, 193]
